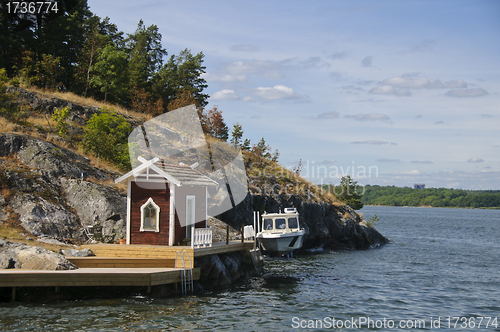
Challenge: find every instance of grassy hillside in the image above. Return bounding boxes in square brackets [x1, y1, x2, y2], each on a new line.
[1, 85, 344, 207]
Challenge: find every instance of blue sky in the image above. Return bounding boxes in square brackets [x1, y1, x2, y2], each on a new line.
[87, 0, 500, 190]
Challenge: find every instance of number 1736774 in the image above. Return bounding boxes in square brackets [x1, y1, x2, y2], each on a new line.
[6, 1, 59, 14]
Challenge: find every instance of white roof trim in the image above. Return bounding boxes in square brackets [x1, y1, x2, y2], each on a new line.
[114, 157, 181, 186]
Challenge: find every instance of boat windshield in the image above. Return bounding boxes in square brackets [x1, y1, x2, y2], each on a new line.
[264, 218, 273, 230]
[275, 218, 286, 229]
[288, 217, 298, 229]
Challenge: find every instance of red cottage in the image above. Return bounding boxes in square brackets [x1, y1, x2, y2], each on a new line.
[115, 157, 216, 247]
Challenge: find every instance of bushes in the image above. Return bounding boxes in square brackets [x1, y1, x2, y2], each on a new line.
[82, 109, 132, 170]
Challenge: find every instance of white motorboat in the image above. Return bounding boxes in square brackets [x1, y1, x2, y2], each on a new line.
[255, 208, 305, 256]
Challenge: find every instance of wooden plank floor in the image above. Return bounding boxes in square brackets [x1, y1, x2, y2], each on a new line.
[0, 268, 200, 287]
[81, 241, 255, 260]
[68, 257, 176, 268]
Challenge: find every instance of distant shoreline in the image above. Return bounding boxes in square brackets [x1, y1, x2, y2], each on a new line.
[363, 205, 500, 210]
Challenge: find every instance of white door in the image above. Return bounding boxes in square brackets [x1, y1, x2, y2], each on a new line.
[186, 196, 195, 238]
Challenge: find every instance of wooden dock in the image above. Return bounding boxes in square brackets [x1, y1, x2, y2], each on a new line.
[0, 241, 255, 300]
[0, 267, 201, 287]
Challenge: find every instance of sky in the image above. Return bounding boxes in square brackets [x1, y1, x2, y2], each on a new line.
[87, 0, 500, 190]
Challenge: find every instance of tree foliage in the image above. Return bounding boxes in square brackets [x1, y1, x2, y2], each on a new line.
[155, 48, 208, 110]
[1, 3, 209, 112]
[335, 175, 364, 210]
[83, 109, 132, 170]
[361, 185, 500, 208]
[90, 44, 128, 101]
[52, 106, 71, 139]
[230, 122, 244, 147]
[125, 20, 166, 93]
[199, 105, 229, 140]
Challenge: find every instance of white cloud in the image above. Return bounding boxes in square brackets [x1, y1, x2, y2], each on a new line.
[446, 88, 488, 97]
[230, 44, 259, 52]
[393, 170, 421, 175]
[329, 51, 348, 59]
[361, 56, 373, 67]
[411, 160, 434, 164]
[467, 158, 485, 163]
[212, 60, 283, 81]
[381, 76, 446, 89]
[377, 158, 401, 162]
[211, 89, 239, 100]
[317, 111, 340, 119]
[203, 72, 247, 82]
[344, 113, 390, 121]
[350, 140, 397, 145]
[243, 96, 255, 102]
[329, 71, 343, 81]
[445, 79, 466, 88]
[369, 85, 412, 96]
[407, 39, 436, 53]
[318, 159, 337, 164]
[254, 85, 303, 100]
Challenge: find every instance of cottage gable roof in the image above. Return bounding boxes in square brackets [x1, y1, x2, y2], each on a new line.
[115, 158, 217, 187]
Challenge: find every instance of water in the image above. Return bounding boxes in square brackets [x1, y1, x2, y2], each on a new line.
[1, 206, 499, 331]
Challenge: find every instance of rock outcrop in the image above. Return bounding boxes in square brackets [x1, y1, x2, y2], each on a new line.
[0, 239, 77, 270]
[220, 192, 389, 251]
[6, 86, 142, 128]
[0, 133, 126, 243]
[195, 250, 264, 288]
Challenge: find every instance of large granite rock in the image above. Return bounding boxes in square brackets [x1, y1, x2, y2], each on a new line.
[9, 194, 79, 240]
[195, 250, 264, 288]
[60, 178, 126, 241]
[0, 239, 77, 270]
[0, 133, 114, 181]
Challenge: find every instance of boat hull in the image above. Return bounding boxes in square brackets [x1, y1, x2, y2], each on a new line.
[256, 230, 305, 256]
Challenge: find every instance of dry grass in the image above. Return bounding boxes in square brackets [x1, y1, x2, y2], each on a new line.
[0, 226, 74, 252]
[25, 87, 152, 122]
[1, 114, 125, 177]
[26, 115, 55, 128]
[0, 117, 17, 132]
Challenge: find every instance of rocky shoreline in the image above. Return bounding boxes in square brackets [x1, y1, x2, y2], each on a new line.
[0, 88, 389, 301]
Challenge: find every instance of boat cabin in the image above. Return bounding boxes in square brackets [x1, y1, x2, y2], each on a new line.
[261, 208, 301, 234]
[256, 208, 305, 256]
[115, 157, 217, 246]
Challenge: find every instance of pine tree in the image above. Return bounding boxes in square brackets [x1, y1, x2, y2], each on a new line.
[125, 20, 166, 93]
[90, 45, 128, 102]
[230, 122, 244, 146]
[335, 175, 364, 210]
[154, 49, 209, 110]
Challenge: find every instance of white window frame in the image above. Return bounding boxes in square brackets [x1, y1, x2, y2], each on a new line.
[186, 195, 195, 238]
[140, 197, 160, 232]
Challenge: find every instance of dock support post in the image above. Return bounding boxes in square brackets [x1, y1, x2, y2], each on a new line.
[12, 287, 16, 302]
[147, 285, 151, 293]
[241, 225, 244, 243]
[226, 225, 229, 245]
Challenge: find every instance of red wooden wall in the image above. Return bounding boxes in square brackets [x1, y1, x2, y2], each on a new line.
[130, 181, 170, 245]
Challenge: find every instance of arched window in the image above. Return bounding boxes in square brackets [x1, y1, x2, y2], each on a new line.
[140, 198, 160, 232]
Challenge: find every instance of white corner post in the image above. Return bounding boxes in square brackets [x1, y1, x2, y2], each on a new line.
[169, 183, 176, 246]
[126, 178, 131, 244]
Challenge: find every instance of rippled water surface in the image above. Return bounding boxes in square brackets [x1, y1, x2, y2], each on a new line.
[1, 206, 499, 331]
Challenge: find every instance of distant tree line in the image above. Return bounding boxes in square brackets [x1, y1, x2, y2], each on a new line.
[361, 185, 500, 208]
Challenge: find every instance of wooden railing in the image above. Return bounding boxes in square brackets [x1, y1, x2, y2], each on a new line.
[192, 227, 212, 248]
